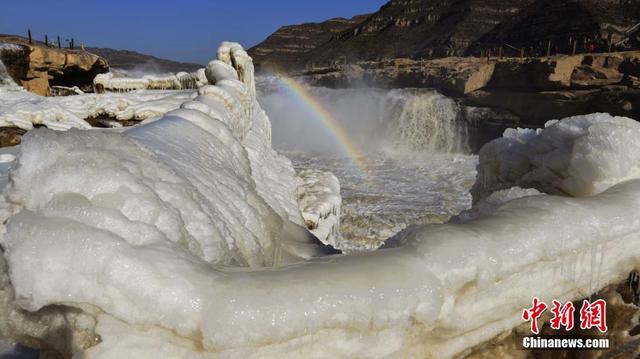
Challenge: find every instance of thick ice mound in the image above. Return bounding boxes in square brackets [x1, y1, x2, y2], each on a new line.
[7, 179, 640, 358]
[295, 169, 341, 246]
[94, 70, 207, 93]
[0, 88, 194, 130]
[471, 113, 640, 201]
[3, 43, 328, 268]
[1, 41, 342, 356]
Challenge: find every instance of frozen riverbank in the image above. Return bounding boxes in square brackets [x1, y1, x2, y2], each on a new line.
[0, 42, 639, 358]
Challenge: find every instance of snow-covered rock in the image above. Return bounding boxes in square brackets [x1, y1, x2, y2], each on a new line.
[94, 69, 207, 93]
[453, 186, 542, 222]
[3, 43, 327, 268]
[0, 87, 194, 130]
[7, 178, 640, 358]
[0, 42, 336, 356]
[471, 113, 640, 201]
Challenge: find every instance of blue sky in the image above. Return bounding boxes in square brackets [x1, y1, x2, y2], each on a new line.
[0, 0, 387, 64]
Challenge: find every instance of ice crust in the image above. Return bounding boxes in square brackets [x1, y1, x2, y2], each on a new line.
[93, 70, 207, 93]
[295, 169, 342, 246]
[2, 43, 640, 358]
[7, 179, 640, 358]
[0, 87, 195, 130]
[471, 113, 640, 201]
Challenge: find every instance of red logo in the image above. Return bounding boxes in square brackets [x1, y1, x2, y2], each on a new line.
[522, 298, 607, 334]
[550, 300, 575, 331]
[579, 299, 607, 333]
[522, 297, 548, 334]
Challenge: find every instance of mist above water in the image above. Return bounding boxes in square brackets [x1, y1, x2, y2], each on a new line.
[257, 76, 469, 158]
[257, 76, 477, 245]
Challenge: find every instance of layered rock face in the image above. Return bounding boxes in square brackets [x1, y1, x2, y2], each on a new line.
[250, 0, 639, 71]
[305, 0, 533, 64]
[248, 15, 369, 71]
[0, 35, 109, 96]
[306, 51, 640, 146]
[471, 0, 640, 55]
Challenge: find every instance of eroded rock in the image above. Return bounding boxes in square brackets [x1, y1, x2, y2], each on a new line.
[0, 35, 108, 96]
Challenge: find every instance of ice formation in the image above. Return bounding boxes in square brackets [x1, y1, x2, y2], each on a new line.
[0, 42, 338, 355]
[0, 87, 194, 130]
[7, 178, 640, 358]
[2, 42, 640, 359]
[94, 69, 207, 93]
[471, 113, 640, 201]
[295, 169, 341, 246]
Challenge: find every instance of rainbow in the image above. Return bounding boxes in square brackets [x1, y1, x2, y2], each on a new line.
[276, 76, 369, 175]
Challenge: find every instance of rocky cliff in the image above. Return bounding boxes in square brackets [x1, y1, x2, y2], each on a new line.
[306, 51, 640, 148]
[471, 0, 640, 56]
[248, 15, 370, 71]
[250, 0, 640, 70]
[0, 35, 109, 95]
[306, 0, 533, 64]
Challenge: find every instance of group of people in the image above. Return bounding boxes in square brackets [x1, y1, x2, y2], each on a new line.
[480, 30, 634, 59]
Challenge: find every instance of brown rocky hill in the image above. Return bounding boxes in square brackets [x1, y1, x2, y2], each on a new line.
[85, 47, 203, 73]
[470, 0, 640, 56]
[307, 0, 533, 64]
[250, 0, 640, 71]
[248, 15, 370, 71]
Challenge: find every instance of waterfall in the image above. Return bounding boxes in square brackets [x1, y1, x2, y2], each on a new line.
[0, 59, 19, 90]
[257, 78, 469, 156]
[381, 89, 468, 154]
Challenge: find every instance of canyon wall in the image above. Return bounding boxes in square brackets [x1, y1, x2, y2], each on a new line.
[250, 0, 639, 71]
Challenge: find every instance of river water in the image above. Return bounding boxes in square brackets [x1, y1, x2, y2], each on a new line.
[258, 77, 478, 248]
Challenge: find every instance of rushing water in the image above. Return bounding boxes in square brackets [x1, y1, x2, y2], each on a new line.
[0, 58, 19, 90]
[287, 152, 477, 248]
[258, 77, 478, 247]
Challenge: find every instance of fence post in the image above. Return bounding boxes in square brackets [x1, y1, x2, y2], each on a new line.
[546, 40, 551, 57]
[57, 36, 61, 48]
[70, 38, 74, 49]
[499, 46, 503, 59]
[572, 40, 577, 55]
[27, 29, 32, 44]
[45, 34, 48, 46]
